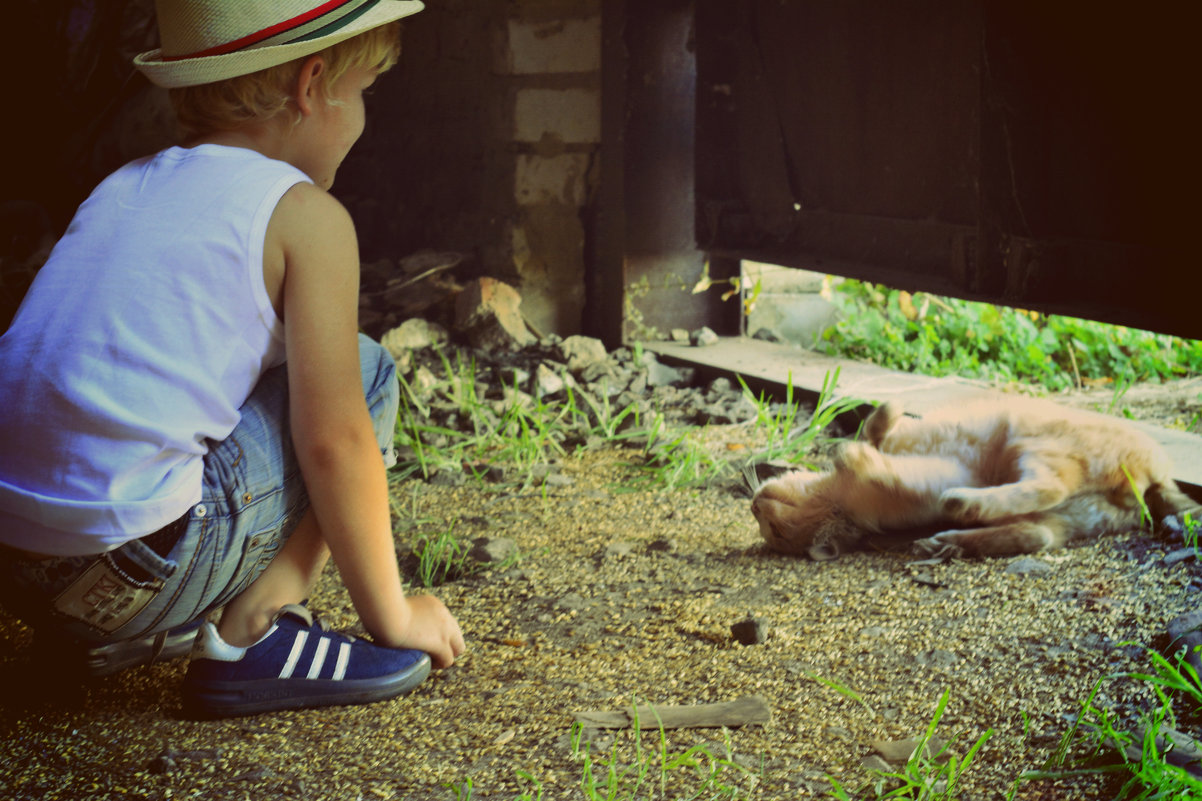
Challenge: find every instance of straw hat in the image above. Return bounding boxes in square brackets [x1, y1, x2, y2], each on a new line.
[134, 0, 425, 88]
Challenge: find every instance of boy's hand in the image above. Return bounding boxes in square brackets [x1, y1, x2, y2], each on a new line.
[397, 594, 465, 668]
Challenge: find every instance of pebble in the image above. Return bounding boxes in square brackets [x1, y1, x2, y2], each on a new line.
[1006, 556, 1053, 575]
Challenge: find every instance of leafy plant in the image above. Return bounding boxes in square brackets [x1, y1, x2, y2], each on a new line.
[820, 279, 1202, 392]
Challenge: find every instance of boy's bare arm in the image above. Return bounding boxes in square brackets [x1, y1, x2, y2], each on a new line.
[271, 183, 463, 667]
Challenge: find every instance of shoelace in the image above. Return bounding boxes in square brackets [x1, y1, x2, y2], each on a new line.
[275, 603, 356, 643]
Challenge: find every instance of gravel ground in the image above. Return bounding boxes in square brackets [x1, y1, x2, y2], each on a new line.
[2, 431, 1199, 801]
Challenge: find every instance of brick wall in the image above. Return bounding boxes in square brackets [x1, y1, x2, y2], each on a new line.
[342, 0, 603, 338]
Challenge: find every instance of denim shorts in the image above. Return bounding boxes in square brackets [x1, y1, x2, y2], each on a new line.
[0, 335, 399, 645]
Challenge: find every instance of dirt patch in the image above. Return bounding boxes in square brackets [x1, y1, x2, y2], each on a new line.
[2, 433, 1199, 799]
[1053, 375, 1202, 433]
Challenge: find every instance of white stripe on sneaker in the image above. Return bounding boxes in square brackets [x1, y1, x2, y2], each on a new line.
[333, 641, 350, 680]
[307, 636, 331, 679]
[279, 631, 309, 679]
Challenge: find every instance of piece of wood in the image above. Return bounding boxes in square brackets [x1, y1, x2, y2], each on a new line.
[573, 695, 771, 730]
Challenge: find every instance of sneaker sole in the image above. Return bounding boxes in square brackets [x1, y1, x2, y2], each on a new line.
[180, 653, 432, 718]
[85, 623, 202, 677]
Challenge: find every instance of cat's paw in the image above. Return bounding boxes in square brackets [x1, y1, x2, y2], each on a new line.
[834, 441, 890, 477]
[912, 535, 965, 559]
[939, 488, 990, 523]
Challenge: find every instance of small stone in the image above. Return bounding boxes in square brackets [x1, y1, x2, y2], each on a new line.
[468, 537, 518, 564]
[559, 335, 609, 372]
[690, 327, 720, 346]
[533, 363, 565, 396]
[538, 471, 573, 488]
[861, 754, 894, 772]
[1006, 556, 1052, 576]
[871, 737, 948, 764]
[412, 365, 440, 395]
[705, 377, 734, 399]
[602, 541, 636, 559]
[731, 617, 766, 645]
[644, 357, 685, 387]
[916, 648, 957, 668]
[380, 318, 449, 355]
[1167, 611, 1202, 676]
[147, 753, 177, 775]
[669, 328, 690, 342]
[1164, 547, 1198, 566]
[580, 362, 615, 384]
[824, 725, 854, 742]
[429, 469, 466, 487]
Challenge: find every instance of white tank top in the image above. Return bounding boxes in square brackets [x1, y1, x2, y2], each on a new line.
[0, 145, 311, 555]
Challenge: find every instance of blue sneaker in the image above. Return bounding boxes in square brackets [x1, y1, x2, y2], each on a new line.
[181, 604, 431, 718]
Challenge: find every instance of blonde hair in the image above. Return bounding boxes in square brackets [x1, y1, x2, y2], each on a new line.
[169, 21, 401, 140]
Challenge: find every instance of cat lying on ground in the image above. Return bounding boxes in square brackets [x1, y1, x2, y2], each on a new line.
[751, 397, 1196, 560]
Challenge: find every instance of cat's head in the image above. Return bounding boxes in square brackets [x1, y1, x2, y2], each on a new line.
[751, 470, 864, 560]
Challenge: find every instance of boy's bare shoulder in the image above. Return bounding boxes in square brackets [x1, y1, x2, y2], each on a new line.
[276, 182, 354, 228]
[268, 183, 356, 259]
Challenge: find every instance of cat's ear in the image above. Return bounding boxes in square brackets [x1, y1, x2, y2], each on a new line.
[807, 542, 841, 561]
[806, 509, 863, 560]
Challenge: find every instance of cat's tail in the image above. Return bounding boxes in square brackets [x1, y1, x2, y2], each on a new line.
[1145, 480, 1202, 528]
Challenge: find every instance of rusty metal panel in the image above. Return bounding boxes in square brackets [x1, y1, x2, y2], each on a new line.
[696, 0, 1201, 339]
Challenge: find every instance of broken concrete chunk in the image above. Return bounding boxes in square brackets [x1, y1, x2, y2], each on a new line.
[559, 335, 608, 371]
[454, 277, 534, 351]
[381, 318, 450, 356]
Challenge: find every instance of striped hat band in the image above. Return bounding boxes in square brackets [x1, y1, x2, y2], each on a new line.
[134, 0, 424, 88]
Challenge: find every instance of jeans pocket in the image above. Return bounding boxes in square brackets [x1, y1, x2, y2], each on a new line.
[49, 538, 179, 638]
[51, 554, 162, 636]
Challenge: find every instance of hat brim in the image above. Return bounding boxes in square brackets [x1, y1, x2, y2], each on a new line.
[134, 0, 424, 89]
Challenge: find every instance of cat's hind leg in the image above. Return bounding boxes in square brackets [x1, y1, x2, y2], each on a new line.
[939, 448, 1081, 524]
[912, 514, 1070, 558]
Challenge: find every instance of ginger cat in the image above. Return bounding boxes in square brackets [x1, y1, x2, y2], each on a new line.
[751, 397, 1196, 560]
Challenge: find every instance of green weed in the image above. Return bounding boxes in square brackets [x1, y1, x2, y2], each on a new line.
[739, 366, 865, 469]
[828, 690, 993, 801]
[569, 701, 757, 799]
[1021, 644, 1202, 800]
[1181, 512, 1200, 556]
[820, 279, 1202, 391]
[800, 670, 876, 718]
[412, 521, 476, 587]
[443, 700, 759, 800]
[638, 430, 730, 491]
